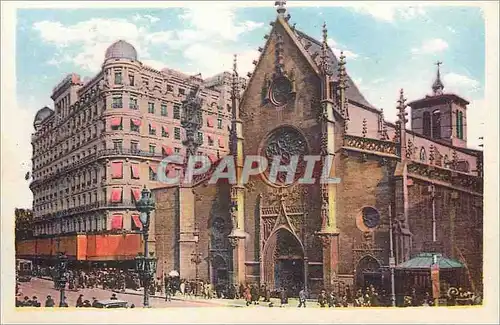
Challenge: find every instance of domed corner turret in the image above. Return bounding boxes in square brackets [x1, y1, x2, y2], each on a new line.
[104, 40, 138, 61]
[33, 106, 54, 131]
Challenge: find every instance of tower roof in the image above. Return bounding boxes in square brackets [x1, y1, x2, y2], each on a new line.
[105, 40, 138, 61]
[432, 61, 444, 95]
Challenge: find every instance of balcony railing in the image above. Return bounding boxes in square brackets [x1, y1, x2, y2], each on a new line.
[31, 148, 165, 187]
[36, 200, 138, 221]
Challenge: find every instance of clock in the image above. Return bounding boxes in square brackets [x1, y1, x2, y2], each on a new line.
[362, 207, 380, 229]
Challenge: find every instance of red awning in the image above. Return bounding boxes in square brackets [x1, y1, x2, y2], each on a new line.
[162, 126, 169, 134]
[208, 154, 217, 163]
[150, 123, 156, 130]
[131, 164, 140, 179]
[207, 117, 214, 127]
[162, 145, 174, 156]
[132, 214, 142, 229]
[207, 134, 214, 141]
[110, 188, 122, 203]
[111, 214, 123, 230]
[131, 119, 142, 126]
[131, 188, 141, 201]
[110, 117, 122, 127]
[150, 165, 157, 173]
[111, 162, 123, 179]
[218, 137, 225, 148]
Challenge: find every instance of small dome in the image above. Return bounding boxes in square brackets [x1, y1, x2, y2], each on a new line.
[104, 40, 138, 60]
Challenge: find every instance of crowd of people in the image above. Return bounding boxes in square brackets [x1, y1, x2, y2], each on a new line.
[20, 265, 481, 308]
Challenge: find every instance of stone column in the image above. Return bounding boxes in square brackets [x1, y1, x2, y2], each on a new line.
[177, 186, 198, 280]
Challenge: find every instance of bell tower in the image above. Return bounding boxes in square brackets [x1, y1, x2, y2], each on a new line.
[408, 61, 469, 148]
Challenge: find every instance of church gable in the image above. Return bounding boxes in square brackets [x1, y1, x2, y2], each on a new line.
[240, 17, 323, 155]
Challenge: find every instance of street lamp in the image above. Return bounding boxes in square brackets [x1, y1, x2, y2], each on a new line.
[56, 252, 68, 307]
[135, 185, 156, 308]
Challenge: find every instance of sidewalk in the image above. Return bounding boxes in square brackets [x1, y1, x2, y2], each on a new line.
[120, 288, 248, 307]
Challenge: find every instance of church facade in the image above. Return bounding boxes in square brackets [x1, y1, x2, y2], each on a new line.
[152, 4, 483, 298]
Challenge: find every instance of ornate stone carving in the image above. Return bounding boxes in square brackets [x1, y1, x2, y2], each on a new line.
[262, 127, 308, 184]
[344, 135, 397, 156]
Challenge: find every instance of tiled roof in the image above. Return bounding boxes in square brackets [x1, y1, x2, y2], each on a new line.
[294, 29, 375, 109]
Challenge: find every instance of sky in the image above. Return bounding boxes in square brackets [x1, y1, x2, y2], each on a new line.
[2, 1, 487, 214]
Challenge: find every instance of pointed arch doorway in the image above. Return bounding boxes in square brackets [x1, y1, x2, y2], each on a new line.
[262, 227, 305, 297]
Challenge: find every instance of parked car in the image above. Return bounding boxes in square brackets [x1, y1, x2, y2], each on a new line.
[93, 299, 129, 308]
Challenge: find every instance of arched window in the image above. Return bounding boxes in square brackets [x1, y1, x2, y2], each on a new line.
[432, 110, 441, 139]
[423, 112, 431, 137]
[420, 147, 426, 162]
[457, 111, 464, 139]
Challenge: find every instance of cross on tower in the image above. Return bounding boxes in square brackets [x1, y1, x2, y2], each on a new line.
[435, 61, 443, 69]
[275, 0, 287, 16]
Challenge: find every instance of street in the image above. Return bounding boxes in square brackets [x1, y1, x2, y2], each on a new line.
[17, 278, 219, 308]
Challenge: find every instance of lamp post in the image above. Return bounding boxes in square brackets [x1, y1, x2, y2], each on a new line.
[190, 229, 202, 295]
[135, 185, 156, 308]
[56, 252, 68, 307]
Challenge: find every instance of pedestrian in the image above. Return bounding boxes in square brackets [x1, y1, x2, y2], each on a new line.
[22, 296, 31, 307]
[244, 285, 252, 306]
[91, 297, 99, 308]
[280, 288, 288, 307]
[180, 280, 186, 297]
[318, 289, 327, 307]
[298, 288, 307, 308]
[60, 296, 69, 307]
[265, 284, 271, 303]
[31, 296, 41, 307]
[110, 293, 118, 300]
[165, 283, 172, 302]
[44, 295, 55, 307]
[328, 291, 336, 307]
[250, 284, 258, 305]
[76, 294, 84, 307]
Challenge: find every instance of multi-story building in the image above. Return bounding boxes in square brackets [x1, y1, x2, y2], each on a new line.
[18, 40, 244, 267]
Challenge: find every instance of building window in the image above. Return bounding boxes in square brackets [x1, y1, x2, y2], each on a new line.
[129, 74, 135, 86]
[149, 124, 156, 136]
[129, 97, 138, 109]
[457, 111, 464, 140]
[208, 136, 214, 146]
[148, 102, 155, 114]
[111, 161, 123, 179]
[167, 84, 174, 92]
[173, 104, 181, 119]
[112, 96, 123, 109]
[179, 88, 185, 96]
[149, 144, 156, 154]
[432, 110, 441, 139]
[162, 126, 169, 137]
[174, 127, 181, 140]
[423, 112, 431, 137]
[130, 141, 139, 152]
[113, 140, 123, 151]
[197, 131, 203, 144]
[419, 147, 426, 162]
[149, 167, 157, 181]
[174, 147, 181, 153]
[217, 117, 223, 129]
[111, 118, 123, 130]
[130, 119, 140, 132]
[114, 71, 122, 85]
[161, 104, 168, 116]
